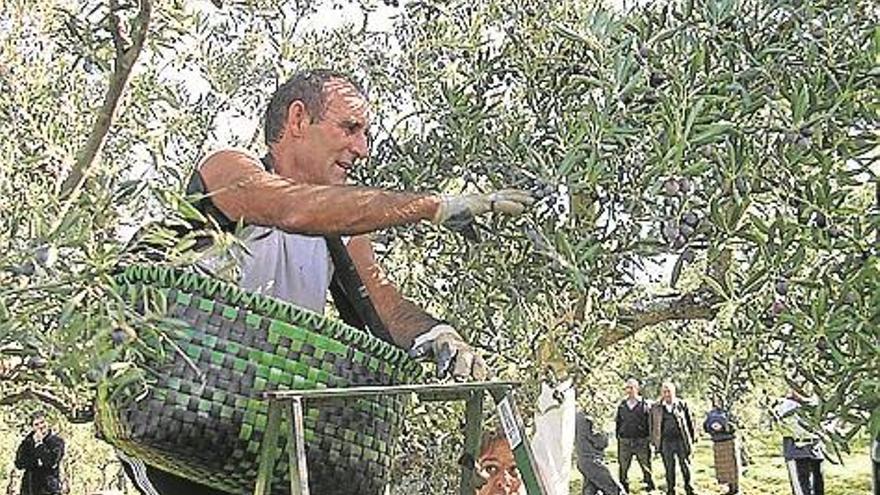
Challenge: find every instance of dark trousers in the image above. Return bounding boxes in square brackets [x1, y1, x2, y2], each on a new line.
[660, 438, 693, 495]
[579, 458, 624, 495]
[786, 458, 824, 495]
[618, 437, 654, 491]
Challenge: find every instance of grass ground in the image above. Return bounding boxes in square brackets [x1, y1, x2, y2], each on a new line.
[569, 434, 873, 495]
[1, 420, 872, 494]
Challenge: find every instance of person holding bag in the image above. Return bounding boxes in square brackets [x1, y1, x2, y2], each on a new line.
[703, 399, 741, 495]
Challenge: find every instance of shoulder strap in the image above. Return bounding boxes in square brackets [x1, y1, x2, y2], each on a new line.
[324, 236, 395, 345]
[185, 171, 236, 232]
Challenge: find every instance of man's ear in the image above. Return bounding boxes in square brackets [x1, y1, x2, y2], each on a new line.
[286, 100, 310, 138]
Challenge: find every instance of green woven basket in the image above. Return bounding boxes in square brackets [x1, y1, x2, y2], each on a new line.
[96, 265, 423, 495]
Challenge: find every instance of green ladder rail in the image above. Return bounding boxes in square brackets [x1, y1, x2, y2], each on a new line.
[253, 380, 550, 495]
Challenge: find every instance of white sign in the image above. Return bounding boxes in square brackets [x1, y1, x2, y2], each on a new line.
[497, 397, 522, 449]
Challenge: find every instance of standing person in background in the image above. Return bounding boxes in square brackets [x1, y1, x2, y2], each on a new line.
[13, 411, 66, 495]
[703, 398, 740, 495]
[575, 410, 626, 495]
[615, 378, 655, 493]
[776, 388, 824, 495]
[650, 382, 696, 495]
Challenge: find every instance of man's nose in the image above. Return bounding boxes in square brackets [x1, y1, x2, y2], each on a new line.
[349, 132, 369, 159]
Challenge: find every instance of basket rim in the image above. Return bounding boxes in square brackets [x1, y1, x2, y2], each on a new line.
[114, 264, 422, 377]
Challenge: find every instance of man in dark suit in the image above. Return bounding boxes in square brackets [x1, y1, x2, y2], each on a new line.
[615, 378, 655, 493]
[14, 411, 66, 495]
[650, 382, 696, 495]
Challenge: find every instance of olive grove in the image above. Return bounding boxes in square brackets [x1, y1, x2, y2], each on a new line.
[0, 0, 877, 491]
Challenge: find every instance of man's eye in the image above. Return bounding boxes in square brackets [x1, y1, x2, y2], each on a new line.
[485, 465, 499, 476]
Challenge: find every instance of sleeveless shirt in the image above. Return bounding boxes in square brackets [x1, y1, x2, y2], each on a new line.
[191, 151, 336, 315]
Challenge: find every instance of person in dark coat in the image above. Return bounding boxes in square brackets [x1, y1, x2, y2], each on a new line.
[14, 411, 65, 495]
[575, 410, 626, 495]
[615, 378, 655, 493]
[650, 382, 696, 495]
[775, 389, 824, 495]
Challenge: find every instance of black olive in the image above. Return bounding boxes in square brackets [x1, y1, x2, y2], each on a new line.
[775, 279, 788, 296]
[664, 178, 680, 196]
[649, 71, 666, 88]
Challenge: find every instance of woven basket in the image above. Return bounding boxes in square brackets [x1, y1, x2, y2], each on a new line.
[96, 265, 423, 495]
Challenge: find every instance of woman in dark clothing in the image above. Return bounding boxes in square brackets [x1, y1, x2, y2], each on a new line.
[703, 401, 740, 495]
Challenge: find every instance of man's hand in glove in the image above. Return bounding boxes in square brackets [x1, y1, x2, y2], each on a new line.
[409, 324, 489, 380]
[433, 190, 535, 232]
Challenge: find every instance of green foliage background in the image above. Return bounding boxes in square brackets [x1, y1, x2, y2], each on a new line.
[0, 0, 877, 492]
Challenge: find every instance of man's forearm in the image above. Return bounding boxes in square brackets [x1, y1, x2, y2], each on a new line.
[346, 235, 440, 348]
[199, 152, 441, 236]
[224, 175, 439, 235]
[379, 297, 441, 349]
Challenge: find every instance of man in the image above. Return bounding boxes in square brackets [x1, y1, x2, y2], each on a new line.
[475, 432, 525, 495]
[121, 69, 534, 494]
[615, 378, 655, 493]
[703, 399, 740, 495]
[14, 411, 66, 495]
[575, 411, 626, 495]
[776, 388, 824, 495]
[650, 382, 696, 495]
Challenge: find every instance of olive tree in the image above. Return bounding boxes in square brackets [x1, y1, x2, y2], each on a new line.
[370, 0, 878, 442]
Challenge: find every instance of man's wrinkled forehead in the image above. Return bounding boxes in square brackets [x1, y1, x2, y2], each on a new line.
[322, 78, 370, 117]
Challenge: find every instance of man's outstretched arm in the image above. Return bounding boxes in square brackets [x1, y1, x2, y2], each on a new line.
[346, 235, 488, 380]
[198, 150, 535, 237]
[199, 150, 440, 235]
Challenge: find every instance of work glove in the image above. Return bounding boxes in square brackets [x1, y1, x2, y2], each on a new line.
[409, 324, 489, 381]
[433, 190, 535, 238]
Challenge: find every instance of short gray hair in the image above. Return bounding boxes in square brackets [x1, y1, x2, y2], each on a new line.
[264, 69, 364, 146]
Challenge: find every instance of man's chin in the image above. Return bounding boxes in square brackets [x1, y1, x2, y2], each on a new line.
[331, 173, 351, 185]
[329, 167, 350, 184]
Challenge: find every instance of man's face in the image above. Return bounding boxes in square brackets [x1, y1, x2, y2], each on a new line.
[293, 79, 370, 185]
[661, 385, 674, 403]
[32, 417, 47, 436]
[625, 382, 639, 399]
[477, 438, 523, 495]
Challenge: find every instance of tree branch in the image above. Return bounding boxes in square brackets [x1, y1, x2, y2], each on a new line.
[596, 246, 734, 347]
[0, 388, 93, 423]
[56, 0, 153, 203]
[596, 290, 721, 348]
[109, 0, 126, 61]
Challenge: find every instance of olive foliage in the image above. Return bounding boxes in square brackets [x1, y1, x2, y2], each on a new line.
[0, 0, 877, 487]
